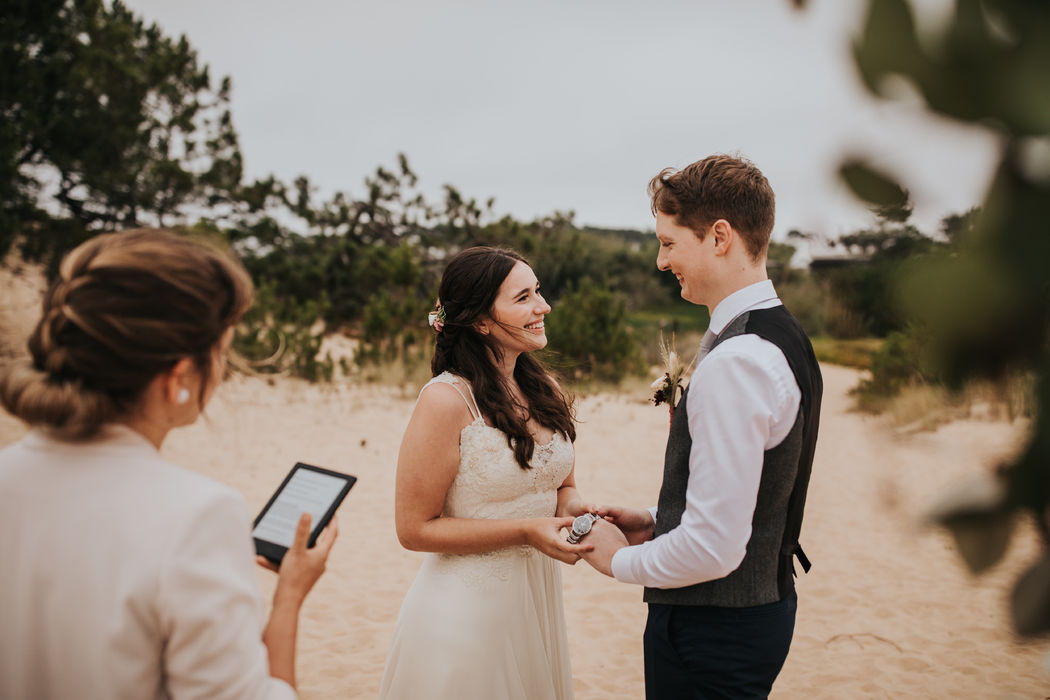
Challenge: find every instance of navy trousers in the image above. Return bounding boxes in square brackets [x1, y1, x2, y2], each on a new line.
[643, 593, 797, 700]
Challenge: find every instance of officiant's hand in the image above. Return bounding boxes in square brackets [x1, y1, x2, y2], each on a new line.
[258, 513, 339, 606]
[580, 519, 629, 577]
[525, 517, 594, 564]
[596, 505, 655, 546]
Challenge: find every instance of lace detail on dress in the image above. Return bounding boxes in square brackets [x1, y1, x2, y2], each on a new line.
[422, 372, 574, 589]
[434, 548, 527, 589]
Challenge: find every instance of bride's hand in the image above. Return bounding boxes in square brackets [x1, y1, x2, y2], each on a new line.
[559, 498, 599, 518]
[524, 517, 594, 565]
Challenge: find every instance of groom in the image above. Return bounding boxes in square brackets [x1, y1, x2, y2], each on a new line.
[582, 154, 822, 699]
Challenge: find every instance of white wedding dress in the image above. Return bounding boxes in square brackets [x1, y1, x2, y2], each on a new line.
[378, 372, 575, 700]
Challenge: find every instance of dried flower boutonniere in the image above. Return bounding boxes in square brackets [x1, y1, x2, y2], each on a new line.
[650, 335, 696, 426]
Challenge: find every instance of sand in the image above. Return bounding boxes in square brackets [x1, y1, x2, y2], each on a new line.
[1, 259, 1047, 698]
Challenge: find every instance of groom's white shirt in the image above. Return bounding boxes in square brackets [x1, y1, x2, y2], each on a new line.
[611, 280, 802, 589]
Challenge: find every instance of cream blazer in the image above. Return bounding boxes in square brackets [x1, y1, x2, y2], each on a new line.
[0, 425, 296, 700]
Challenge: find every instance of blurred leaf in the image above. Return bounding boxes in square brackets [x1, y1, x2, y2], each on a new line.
[895, 155, 1050, 386]
[927, 473, 1015, 574]
[825, 0, 1050, 639]
[854, 0, 1050, 134]
[1005, 373, 1050, 513]
[840, 161, 909, 210]
[852, 0, 924, 98]
[981, 150, 1050, 301]
[896, 252, 1033, 386]
[1011, 553, 1050, 636]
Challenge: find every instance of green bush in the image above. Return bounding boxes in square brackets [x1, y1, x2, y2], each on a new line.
[544, 277, 643, 381]
[779, 276, 867, 339]
[234, 281, 334, 382]
[852, 328, 939, 411]
[355, 289, 432, 366]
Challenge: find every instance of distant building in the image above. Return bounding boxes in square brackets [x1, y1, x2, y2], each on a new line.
[808, 255, 871, 274]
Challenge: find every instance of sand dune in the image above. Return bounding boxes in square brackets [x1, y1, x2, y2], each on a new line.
[0, 367, 1044, 698]
[1, 256, 1046, 697]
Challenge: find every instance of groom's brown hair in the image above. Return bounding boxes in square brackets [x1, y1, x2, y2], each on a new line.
[648, 154, 775, 262]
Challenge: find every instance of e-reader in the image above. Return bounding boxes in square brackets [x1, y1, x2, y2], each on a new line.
[252, 462, 356, 565]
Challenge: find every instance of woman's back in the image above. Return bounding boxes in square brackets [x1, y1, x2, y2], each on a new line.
[0, 426, 286, 699]
[0, 229, 334, 698]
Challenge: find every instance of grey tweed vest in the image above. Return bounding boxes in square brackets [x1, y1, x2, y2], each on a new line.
[643, 305, 822, 607]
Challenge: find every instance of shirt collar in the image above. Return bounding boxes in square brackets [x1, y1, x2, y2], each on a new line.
[23, 423, 160, 455]
[708, 280, 780, 336]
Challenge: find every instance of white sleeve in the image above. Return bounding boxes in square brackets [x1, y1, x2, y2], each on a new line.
[158, 489, 297, 700]
[611, 336, 799, 588]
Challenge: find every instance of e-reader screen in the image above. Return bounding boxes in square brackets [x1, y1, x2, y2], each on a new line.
[252, 463, 355, 563]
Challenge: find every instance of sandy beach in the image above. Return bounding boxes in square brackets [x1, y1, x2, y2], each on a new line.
[2, 259, 1047, 698]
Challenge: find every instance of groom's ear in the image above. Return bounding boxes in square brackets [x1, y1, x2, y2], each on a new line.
[710, 219, 733, 257]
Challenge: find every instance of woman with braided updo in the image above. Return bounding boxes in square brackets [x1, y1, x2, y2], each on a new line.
[0, 229, 336, 700]
[379, 246, 597, 700]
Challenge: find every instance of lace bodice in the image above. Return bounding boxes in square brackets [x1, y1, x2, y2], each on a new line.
[424, 372, 574, 521]
[421, 373, 575, 586]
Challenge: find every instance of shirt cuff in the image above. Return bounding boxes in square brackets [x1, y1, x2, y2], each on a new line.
[611, 543, 644, 585]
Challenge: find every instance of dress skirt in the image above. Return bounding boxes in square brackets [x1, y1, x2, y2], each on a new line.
[378, 547, 573, 700]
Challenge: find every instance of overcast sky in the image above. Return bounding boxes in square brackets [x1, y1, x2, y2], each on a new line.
[122, 0, 999, 250]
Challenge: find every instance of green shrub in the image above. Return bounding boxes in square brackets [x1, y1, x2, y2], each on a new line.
[545, 277, 643, 381]
[779, 276, 867, 339]
[355, 289, 432, 366]
[234, 281, 334, 382]
[852, 328, 938, 412]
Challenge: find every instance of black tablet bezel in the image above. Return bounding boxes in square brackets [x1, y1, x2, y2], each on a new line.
[252, 462, 356, 566]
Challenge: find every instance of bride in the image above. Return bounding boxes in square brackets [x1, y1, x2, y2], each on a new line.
[378, 246, 594, 700]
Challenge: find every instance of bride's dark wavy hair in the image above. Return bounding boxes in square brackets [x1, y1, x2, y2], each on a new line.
[432, 246, 576, 469]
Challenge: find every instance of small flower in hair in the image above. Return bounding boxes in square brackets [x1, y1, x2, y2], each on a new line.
[428, 305, 446, 332]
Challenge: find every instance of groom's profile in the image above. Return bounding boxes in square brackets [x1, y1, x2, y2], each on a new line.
[583, 154, 823, 699]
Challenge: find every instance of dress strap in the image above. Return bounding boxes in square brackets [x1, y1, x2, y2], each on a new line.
[421, 372, 482, 421]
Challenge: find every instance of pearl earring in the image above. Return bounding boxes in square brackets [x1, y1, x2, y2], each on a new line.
[177, 388, 190, 404]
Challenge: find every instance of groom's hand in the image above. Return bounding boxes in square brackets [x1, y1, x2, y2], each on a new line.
[596, 505, 655, 546]
[580, 519, 629, 577]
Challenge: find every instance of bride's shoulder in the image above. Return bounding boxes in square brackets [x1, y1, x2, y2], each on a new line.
[417, 373, 475, 411]
[423, 371, 462, 388]
[420, 371, 472, 396]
